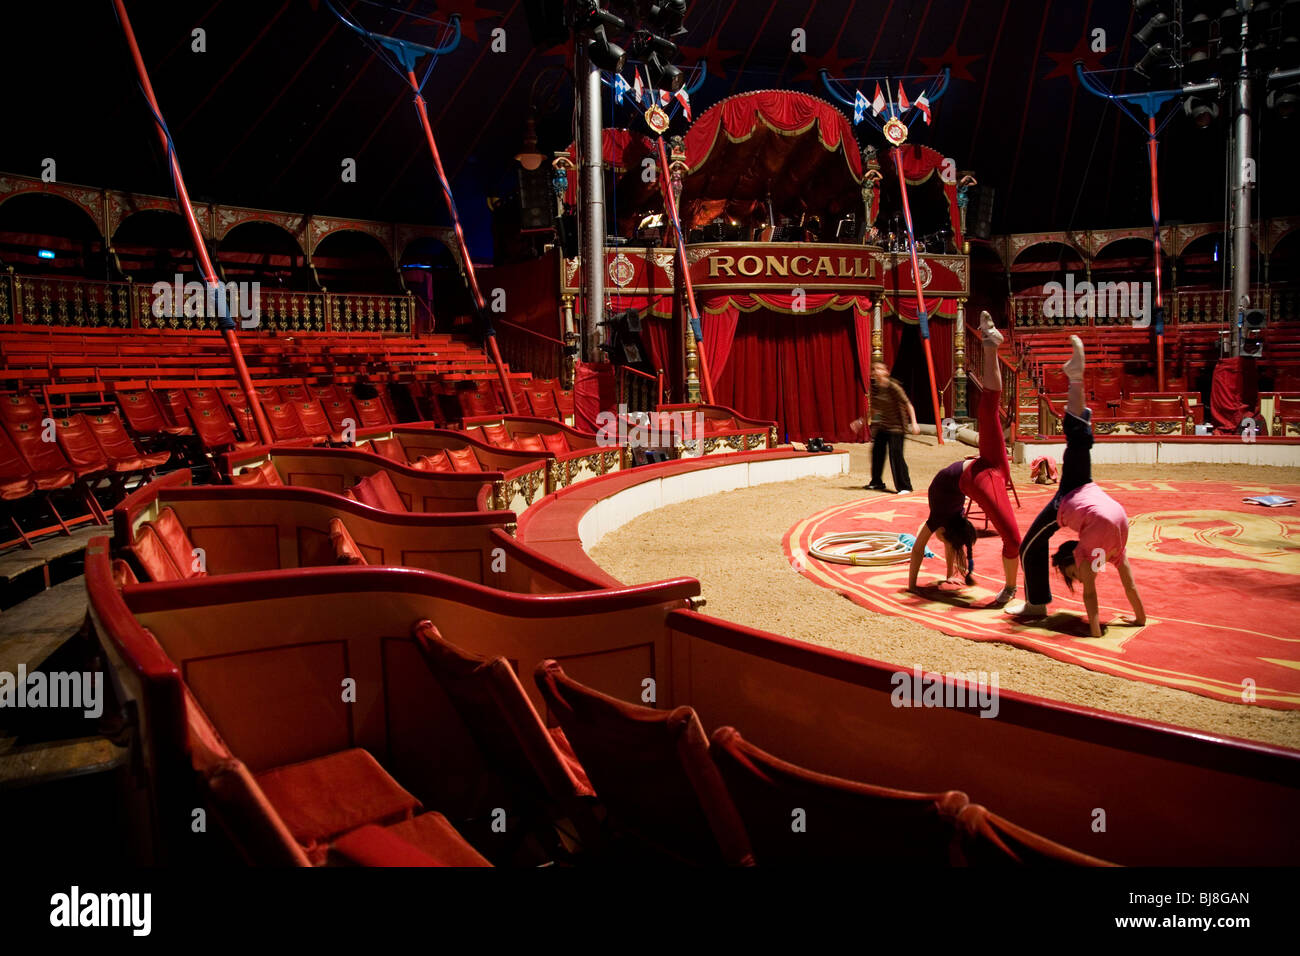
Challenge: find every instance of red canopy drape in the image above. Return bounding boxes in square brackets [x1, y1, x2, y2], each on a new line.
[685, 91, 863, 178]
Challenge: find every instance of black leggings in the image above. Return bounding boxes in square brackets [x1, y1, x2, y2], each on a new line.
[1019, 409, 1093, 606]
[870, 427, 912, 491]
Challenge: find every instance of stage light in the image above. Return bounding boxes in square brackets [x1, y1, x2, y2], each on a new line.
[37, 249, 55, 260]
[645, 50, 683, 91]
[1185, 95, 1221, 124]
[587, 25, 627, 72]
[1136, 12, 1171, 46]
[515, 113, 546, 171]
[1136, 43, 1172, 78]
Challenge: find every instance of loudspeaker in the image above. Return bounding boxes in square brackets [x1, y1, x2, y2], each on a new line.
[518, 167, 553, 231]
[1243, 307, 1267, 330]
[523, 0, 569, 47]
[966, 185, 996, 240]
[554, 213, 578, 257]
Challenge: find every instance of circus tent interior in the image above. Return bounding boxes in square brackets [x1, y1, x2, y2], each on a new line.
[0, 0, 1298, 931]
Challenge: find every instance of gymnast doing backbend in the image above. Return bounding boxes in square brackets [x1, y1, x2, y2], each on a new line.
[907, 312, 1021, 606]
[1003, 335, 1146, 638]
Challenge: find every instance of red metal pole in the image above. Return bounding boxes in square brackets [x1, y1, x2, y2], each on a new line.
[655, 137, 715, 405]
[1148, 115, 1166, 392]
[891, 148, 944, 443]
[113, 0, 273, 444]
[407, 72, 518, 416]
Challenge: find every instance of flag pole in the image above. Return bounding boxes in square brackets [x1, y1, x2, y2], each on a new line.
[407, 71, 519, 415]
[112, 0, 273, 444]
[885, 81, 943, 443]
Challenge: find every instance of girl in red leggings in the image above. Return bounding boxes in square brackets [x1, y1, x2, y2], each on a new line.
[907, 313, 1021, 606]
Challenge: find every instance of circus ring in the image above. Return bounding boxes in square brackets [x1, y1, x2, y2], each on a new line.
[518, 445, 1300, 864]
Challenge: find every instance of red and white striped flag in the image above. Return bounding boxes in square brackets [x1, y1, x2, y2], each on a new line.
[632, 70, 644, 104]
[897, 83, 910, 112]
[915, 91, 932, 124]
[675, 87, 692, 121]
[871, 82, 886, 116]
[659, 88, 671, 106]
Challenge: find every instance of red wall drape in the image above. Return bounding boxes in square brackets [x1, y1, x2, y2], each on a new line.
[641, 315, 672, 380]
[712, 309, 863, 444]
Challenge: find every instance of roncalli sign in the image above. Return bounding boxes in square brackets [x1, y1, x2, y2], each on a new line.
[688, 242, 882, 292]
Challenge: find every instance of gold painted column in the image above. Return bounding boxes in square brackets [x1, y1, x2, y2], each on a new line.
[670, 136, 701, 403]
[871, 300, 884, 364]
[561, 294, 576, 389]
[955, 298, 968, 418]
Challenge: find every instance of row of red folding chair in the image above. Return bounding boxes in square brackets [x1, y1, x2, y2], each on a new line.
[410, 619, 1111, 867]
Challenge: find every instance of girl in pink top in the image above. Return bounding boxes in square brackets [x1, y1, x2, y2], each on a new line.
[1005, 336, 1146, 638]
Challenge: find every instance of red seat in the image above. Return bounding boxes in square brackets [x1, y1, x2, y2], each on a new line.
[446, 446, 480, 473]
[351, 469, 407, 512]
[262, 402, 309, 443]
[328, 517, 367, 565]
[131, 506, 208, 582]
[709, 726, 969, 864]
[352, 397, 390, 429]
[414, 621, 595, 814]
[321, 399, 356, 434]
[155, 389, 193, 431]
[187, 405, 242, 452]
[230, 460, 283, 487]
[480, 424, 512, 447]
[0, 423, 74, 493]
[956, 804, 1116, 867]
[252, 748, 422, 865]
[533, 659, 753, 865]
[457, 388, 502, 419]
[118, 389, 191, 438]
[0, 428, 37, 501]
[85, 412, 170, 472]
[540, 432, 569, 455]
[0, 393, 46, 431]
[525, 388, 561, 420]
[412, 450, 453, 472]
[367, 435, 408, 464]
[53, 416, 110, 479]
[1116, 398, 1149, 417]
[292, 400, 333, 443]
[513, 433, 546, 453]
[331, 814, 492, 867]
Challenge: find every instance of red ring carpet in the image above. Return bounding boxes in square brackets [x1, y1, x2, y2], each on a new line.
[784, 480, 1300, 709]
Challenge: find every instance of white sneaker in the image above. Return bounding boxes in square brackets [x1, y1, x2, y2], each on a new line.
[1003, 601, 1048, 618]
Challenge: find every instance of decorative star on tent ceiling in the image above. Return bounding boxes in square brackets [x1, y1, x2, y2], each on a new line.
[793, 47, 865, 85]
[1043, 32, 1111, 82]
[432, 0, 499, 44]
[917, 43, 982, 83]
[678, 36, 747, 81]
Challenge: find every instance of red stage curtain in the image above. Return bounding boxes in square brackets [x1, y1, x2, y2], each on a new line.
[702, 300, 741, 380]
[879, 295, 960, 323]
[685, 91, 863, 179]
[712, 309, 863, 444]
[641, 315, 672, 380]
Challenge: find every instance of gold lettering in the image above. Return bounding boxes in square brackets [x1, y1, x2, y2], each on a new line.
[709, 256, 736, 277]
[854, 258, 873, 277]
[737, 255, 763, 277]
[765, 255, 789, 277]
[838, 257, 850, 276]
[791, 255, 813, 277]
[814, 256, 834, 277]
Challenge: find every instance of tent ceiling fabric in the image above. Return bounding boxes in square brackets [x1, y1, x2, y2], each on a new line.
[0, 0, 1295, 255]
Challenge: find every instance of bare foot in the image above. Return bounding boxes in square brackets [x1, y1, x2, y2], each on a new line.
[1003, 601, 1048, 617]
[980, 311, 1003, 347]
[1063, 334, 1085, 382]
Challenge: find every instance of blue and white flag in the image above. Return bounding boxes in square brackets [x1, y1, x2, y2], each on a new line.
[613, 72, 631, 105]
[853, 89, 869, 125]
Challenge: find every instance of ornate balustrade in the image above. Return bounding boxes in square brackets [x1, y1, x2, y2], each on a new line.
[0, 272, 411, 333]
[1010, 285, 1294, 328]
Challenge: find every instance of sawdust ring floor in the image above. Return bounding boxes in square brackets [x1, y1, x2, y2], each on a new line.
[590, 440, 1300, 750]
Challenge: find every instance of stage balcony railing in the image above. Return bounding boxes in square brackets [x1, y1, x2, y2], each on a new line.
[618, 364, 664, 414]
[0, 273, 413, 335]
[495, 317, 566, 384]
[1010, 284, 1292, 329]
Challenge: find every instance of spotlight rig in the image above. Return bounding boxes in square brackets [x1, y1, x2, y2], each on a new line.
[568, 1, 691, 91]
